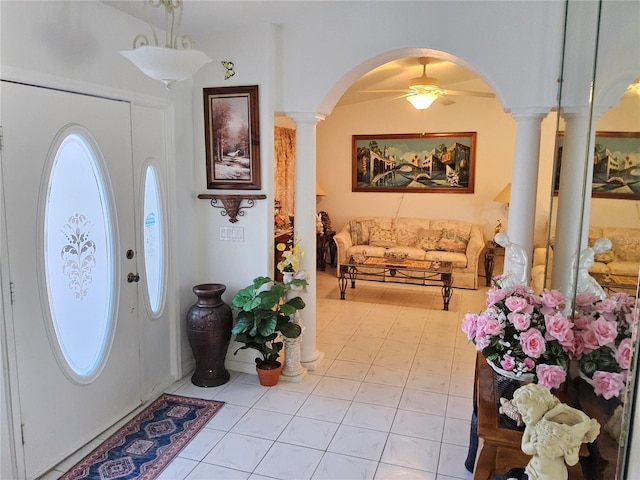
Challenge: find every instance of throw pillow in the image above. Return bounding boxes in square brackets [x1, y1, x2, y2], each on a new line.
[350, 219, 374, 245]
[369, 225, 397, 247]
[438, 230, 469, 253]
[415, 229, 443, 251]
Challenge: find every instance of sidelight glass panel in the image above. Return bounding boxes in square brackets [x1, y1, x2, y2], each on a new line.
[143, 164, 164, 314]
[44, 131, 115, 378]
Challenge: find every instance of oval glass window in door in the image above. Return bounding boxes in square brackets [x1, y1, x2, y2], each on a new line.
[142, 162, 165, 315]
[43, 128, 116, 381]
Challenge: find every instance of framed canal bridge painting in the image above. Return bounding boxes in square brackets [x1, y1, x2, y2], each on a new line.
[352, 132, 476, 193]
[554, 131, 640, 200]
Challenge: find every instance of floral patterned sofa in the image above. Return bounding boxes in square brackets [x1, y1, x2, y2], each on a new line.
[333, 216, 485, 289]
[531, 226, 640, 293]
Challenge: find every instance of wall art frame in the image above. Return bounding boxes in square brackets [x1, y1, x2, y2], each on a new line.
[555, 131, 640, 200]
[203, 85, 261, 190]
[352, 132, 476, 193]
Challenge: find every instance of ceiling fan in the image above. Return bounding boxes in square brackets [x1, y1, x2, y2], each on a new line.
[364, 57, 496, 110]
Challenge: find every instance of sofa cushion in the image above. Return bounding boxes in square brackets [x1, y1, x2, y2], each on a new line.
[594, 249, 616, 264]
[349, 219, 375, 245]
[589, 262, 609, 274]
[438, 230, 469, 253]
[607, 261, 640, 276]
[369, 225, 397, 247]
[415, 229, 443, 251]
[425, 250, 468, 268]
[346, 245, 388, 261]
[604, 228, 640, 263]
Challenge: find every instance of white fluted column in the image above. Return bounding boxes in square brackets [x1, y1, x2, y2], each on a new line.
[289, 112, 325, 370]
[505, 109, 549, 282]
[551, 109, 596, 296]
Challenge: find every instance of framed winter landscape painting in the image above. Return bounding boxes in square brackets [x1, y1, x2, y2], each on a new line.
[352, 132, 476, 193]
[554, 131, 640, 200]
[204, 85, 261, 190]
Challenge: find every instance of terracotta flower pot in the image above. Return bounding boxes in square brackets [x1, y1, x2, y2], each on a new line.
[256, 361, 283, 387]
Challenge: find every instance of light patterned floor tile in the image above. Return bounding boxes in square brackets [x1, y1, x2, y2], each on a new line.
[399, 389, 448, 416]
[277, 416, 340, 450]
[312, 452, 378, 480]
[381, 434, 441, 472]
[391, 409, 445, 441]
[328, 425, 389, 461]
[355, 382, 403, 407]
[230, 409, 292, 440]
[297, 394, 351, 423]
[342, 402, 397, 432]
[375, 463, 437, 479]
[254, 443, 324, 479]
[202, 433, 273, 472]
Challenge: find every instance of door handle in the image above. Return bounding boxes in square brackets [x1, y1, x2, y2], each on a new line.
[127, 272, 140, 283]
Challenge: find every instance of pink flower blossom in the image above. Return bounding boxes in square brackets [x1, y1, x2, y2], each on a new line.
[505, 296, 533, 314]
[558, 329, 576, 356]
[483, 318, 505, 336]
[544, 312, 572, 342]
[508, 312, 531, 331]
[591, 318, 618, 346]
[461, 313, 477, 340]
[575, 292, 598, 310]
[475, 331, 490, 350]
[540, 289, 565, 313]
[592, 371, 626, 400]
[573, 313, 594, 330]
[501, 354, 515, 371]
[615, 338, 633, 370]
[536, 364, 566, 390]
[485, 288, 506, 306]
[595, 298, 618, 321]
[523, 358, 535, 371]
[581, 328, 600, 353]
[520, 328, 546, 358]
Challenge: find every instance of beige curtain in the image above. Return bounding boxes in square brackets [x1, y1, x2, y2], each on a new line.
[274, 126, 296, 220]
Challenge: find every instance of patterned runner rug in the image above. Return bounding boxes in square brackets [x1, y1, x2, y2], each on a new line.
[60, 393, 225, 480]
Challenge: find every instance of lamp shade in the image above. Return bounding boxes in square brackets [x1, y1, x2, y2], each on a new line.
[120, 45, 212, 88]
[406, 92, 439, 110]
[493, 183, 511, 203]
[316, 181, 326, 196]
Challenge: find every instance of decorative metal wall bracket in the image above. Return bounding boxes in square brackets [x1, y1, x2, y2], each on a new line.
[198, 194, 266, 223]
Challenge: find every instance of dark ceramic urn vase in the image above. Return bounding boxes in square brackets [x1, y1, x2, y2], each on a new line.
[186, 283, 232, 387]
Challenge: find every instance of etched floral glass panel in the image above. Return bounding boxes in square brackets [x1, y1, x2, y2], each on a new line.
[44, 132, 114, 378]
[143, 164, 164, 314]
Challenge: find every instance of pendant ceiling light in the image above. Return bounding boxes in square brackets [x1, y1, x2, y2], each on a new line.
[120, 0, 211, 88]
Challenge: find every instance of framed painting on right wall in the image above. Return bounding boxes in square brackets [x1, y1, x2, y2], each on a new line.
[555, 131, 640, 200]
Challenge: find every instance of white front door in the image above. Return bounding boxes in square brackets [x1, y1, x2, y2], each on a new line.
[2, 81, 143, 478]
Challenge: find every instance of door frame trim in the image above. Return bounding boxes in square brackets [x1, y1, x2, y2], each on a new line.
[0, 72, 179, 479]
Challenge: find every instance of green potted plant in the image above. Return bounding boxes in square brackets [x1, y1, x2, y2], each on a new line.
[231, 275, 308, 386]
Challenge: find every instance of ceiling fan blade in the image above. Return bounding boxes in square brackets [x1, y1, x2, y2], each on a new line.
[361, 89, 409, 93]
[441, 89, 495, 98]
[437, 96, 455, 106]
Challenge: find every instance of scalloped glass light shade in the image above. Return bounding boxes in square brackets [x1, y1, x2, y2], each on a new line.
[120, 45, 212, 88]
[406, 92, 439, 110]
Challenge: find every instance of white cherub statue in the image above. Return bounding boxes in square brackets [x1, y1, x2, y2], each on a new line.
[567, 237, 612, 300]
[494, 232, 529, 288]
[511, 384, 600, 480]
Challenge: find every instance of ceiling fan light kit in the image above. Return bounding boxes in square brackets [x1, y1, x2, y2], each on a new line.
[407, 92, 439, 110]
[120, 0, 212, 88]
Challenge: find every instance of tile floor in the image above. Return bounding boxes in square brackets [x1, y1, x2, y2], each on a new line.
[46, 270, 487, 480]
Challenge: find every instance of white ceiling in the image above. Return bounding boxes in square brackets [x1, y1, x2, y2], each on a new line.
[104, 1, 496, 108]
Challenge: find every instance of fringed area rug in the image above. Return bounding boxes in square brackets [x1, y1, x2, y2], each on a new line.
[60, 394, 225, 480]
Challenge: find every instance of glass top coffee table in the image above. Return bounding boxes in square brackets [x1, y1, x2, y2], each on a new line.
[591, 272, 639, 294]
[338, 257, 453, 310]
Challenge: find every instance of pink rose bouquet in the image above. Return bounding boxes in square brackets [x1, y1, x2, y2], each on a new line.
[573, 292, 639, 400]
[461, 279, 573, 389]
